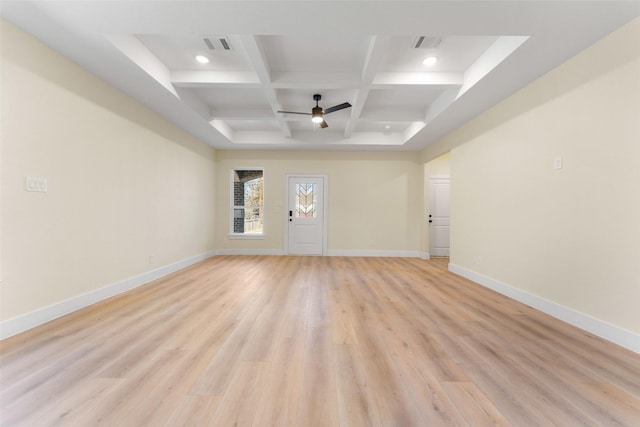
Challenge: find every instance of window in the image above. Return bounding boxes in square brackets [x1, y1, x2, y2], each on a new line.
[230, 169, 264, 237]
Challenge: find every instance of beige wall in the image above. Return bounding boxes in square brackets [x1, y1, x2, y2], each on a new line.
[438, 18, 640, 333]
[215, 150, 423, 254]
[425, 152, 450, 177]
[1, 21, 216, 322]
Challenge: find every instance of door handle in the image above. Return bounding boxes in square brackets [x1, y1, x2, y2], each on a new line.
[429, 220, 433, 223]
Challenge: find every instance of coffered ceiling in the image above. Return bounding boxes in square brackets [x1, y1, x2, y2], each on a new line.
[3, 1, 639, 151]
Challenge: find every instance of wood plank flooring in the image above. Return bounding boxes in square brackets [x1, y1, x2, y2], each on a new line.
[1, 256, 639, 426]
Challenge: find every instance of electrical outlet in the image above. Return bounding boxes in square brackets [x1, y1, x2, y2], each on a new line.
[149, 256, 156, 264]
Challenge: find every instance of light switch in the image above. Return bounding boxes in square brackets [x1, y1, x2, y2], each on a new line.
[26, 176, 48, 192]
[554, 156, 563, 170]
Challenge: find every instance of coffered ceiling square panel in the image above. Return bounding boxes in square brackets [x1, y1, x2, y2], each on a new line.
[137, 34, 253, 71]
[189, 88, 270, 111]
[364, 87, 448, 111]
[260, 35, 368, 74]
[225, 120, 281, 132]
[352, 121, 413, 134]
[380, 36, 500, 73]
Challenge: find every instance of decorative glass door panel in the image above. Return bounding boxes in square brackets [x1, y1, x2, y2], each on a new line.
[295, 183, 317, 218]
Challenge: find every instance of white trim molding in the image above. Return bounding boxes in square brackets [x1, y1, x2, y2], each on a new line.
[216, 248, 284, 256]
[227, 233, 265, 240]
[328, 250, 424, 258]
[0, 250, 217, 340]
[216, 249, 428, 258]
[449, 263, 640, 354]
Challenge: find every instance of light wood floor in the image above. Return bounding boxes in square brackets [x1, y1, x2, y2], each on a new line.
[1, 256, 640, 426]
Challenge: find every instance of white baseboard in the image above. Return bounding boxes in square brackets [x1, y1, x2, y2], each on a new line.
[216, 249, 428, 258]
[0, 250, 217, 340]
[448, 263, 640, 354]
[216, 248, 284, 256]
[327, 250, 422, 258]
[215, 249, 429, 259]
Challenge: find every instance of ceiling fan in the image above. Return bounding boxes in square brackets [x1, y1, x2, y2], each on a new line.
[277, 94, 352, 128]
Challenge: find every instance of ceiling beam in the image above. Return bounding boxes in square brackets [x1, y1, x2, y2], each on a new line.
[344, 35, 390, 138]
[209, 119, 235, 141]
[171, 70, 260, 88]
[107, 34, 178, 97]
[372, 72, 464, 87]
[238, 35, 292, 138]
[270, 72, 360, 89]
[359, 108, 426, 122]
[457, 36, 529, 98]
[210, 108, 275, 120]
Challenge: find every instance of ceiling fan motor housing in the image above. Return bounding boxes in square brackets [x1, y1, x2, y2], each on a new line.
[311, 106, 324, 123]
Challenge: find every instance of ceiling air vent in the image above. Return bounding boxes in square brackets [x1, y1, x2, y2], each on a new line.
[203, 36, 233, 51]
[413, 36, 443, 49]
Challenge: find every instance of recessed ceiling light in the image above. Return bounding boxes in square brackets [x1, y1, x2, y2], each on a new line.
[422, 56, 438, 67]
[195, 55, 210, 64]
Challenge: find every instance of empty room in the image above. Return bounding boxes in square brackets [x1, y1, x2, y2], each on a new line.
[1, 1, 639, 426]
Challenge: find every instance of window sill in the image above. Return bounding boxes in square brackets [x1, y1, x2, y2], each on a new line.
[227, 233, 265, 240]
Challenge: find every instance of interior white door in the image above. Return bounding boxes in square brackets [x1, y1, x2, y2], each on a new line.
[429, 177, 450, 257]
[287, 176, 325, 255]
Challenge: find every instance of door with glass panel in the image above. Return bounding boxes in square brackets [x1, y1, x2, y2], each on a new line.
[287, 176, 325, 255]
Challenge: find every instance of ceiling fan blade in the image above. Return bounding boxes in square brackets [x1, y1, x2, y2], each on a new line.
[320, 119, 328, 129]
[324, 102, 352, 115]
[277, 110, 311, 115]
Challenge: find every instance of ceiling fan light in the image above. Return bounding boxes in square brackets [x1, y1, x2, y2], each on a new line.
[311, 106, 323, 123]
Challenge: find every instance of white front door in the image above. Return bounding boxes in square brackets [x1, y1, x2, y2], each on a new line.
[429, 177, 450, 257]
[287, 175, 325, 255]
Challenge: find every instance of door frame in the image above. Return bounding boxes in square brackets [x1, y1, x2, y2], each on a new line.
[284, 174, 328, 255]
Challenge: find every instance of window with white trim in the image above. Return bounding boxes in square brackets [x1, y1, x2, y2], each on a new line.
[230, 169, 264, 237]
